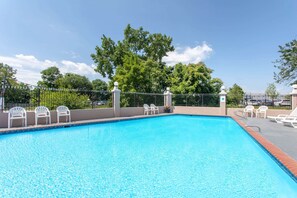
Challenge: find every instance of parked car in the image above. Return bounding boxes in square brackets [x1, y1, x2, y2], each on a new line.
[247, 100, 261, 106]
[261, 100, 273, 106]
[97, 101, 106, 106]
[274, 99, 291, 106]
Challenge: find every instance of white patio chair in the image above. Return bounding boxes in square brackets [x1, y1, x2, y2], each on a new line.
[143, 104, 151, 115]
[243, 105, 254, 117]
[256, 106, 268, 118]
[35, 106, 51, 126]
[150, 104, 159, 114]
[267, 107, 297, 123]
[8, 107, 27, 128]
[56, 106, 71, 123]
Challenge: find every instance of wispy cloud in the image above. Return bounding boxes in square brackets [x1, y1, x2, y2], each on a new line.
[163, 43, 213, 66]
[0, 54, 101, 85]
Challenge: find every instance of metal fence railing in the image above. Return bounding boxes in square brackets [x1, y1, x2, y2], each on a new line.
[120, 92, 164, 107]
[245, 93, 291, 108]
[3, 86, 288, 112]
[172, 94, 220, 107]
[1, 86, 112, 111]
[229, 93, 292, 109]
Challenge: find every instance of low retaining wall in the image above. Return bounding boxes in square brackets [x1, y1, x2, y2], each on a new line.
[173, 106, 222, 115]
[0, 106, 165, 128]
[120, 106, 164, 117]
[1, 106, 291, 128]
[0, 108, 114, 128]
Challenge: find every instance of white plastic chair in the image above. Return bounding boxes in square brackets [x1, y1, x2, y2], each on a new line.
[8, 107, 27, 128]
[143, 104, 151, 115]
[256, 106, 268, 118]
[56, 106, 71, 123]
[35, 106, 51, 126]
[267, 107, 297, 123]
[243, 105, 254, 117]
[150, 104, 159, 114]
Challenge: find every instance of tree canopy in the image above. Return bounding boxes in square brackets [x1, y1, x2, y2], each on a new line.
[0, 63, 17, 87]
[57, 73, 93, 90]
[92, 79, 108, 91]
[37, 66, 62, 88]
[274, 39, 297, 85]
[110, 54, 167, 93]
[265, 83, 279, 100]
[227, 84, 244, 106]
[170, 62, 220, 94]
[91, 24, 174, 79]
[91, 24, 223, 94]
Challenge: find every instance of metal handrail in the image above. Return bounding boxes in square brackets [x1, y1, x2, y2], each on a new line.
[246, 125, 261, 132]
[234, 110, 262, 132]
[234, 110, 247, 120]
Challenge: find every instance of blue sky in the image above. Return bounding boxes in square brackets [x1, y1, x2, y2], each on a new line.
[0, 0, 296, 93]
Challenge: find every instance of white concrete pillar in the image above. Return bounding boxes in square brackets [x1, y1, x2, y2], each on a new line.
[219, 86, 227, 116]
[0, 96, 4, 112]
[112, 82, 121, 117]
[164, 87, 172, 112]
[291, 84, 297, 110]
[164, 87, 172, 106]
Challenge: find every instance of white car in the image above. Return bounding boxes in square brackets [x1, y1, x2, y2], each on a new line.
[274, 99, 291, 106]
[247, 100, 261, 106]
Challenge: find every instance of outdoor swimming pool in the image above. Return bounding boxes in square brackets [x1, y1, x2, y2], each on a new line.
[0, 115, 297, 197]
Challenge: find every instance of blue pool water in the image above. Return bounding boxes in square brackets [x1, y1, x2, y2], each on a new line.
[0, 115, 297, 197]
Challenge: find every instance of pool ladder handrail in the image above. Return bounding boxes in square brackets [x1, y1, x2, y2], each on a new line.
[234, 110, 247, 120]
[245, 125, 261, 132]
[234, 110, 261, 132]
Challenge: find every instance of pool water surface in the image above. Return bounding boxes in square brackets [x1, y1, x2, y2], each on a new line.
[0, 115, 296, 197]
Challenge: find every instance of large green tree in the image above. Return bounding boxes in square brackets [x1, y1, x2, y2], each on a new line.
[92, 79, 108, 91]
[0, 63, 17, 87]
[170, 62, 216, 94]
[37, 66, 62, 88]
[210, 78, 224, 94]
[274, 39, 297, 84]
[111, 54, 168, 93]
[57, 73, 93, 90]
[91, 24, 174, 79]
[0, 64, 31, 109]
[227, 84, 244, 106]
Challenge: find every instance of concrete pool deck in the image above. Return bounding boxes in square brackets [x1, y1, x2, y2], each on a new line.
[238, 117, 297, 161]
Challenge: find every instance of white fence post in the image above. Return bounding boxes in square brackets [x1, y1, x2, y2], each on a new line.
[0, 96, 4, 112]
[219, 86, 227, 116]
[164, 87, 172, 112]
[291, 84, 297, 110]
[112, 82, 121, 117]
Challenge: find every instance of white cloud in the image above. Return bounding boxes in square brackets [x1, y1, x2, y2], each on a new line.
[163, 43, 213, 66]
[0, 54, 100, 85]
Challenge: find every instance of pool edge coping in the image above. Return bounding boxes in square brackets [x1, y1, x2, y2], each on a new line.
[0, 113, 229, 135]
[0, 113, 176, 134]
[231, 116, 297, 180]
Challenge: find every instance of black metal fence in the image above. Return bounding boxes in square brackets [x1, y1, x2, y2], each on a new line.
[3, 86, 287, 111]
[120, 92, 164, 107]
[172, 94, 220, 107]
[1, 86, 112, 111]
[231, 93, 291, 109]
